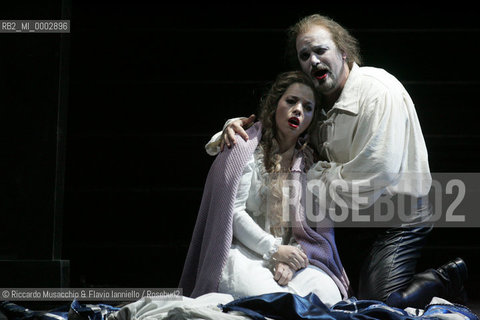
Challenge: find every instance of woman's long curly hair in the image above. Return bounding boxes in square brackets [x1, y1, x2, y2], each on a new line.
[258, 70, 320, 174]
[257, 71, 320, 236]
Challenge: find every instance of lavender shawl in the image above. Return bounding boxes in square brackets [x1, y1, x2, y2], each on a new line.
[179, 122, 350, 299]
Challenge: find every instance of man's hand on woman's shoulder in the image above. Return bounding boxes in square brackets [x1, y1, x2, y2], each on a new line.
[221, 114, 256, 151]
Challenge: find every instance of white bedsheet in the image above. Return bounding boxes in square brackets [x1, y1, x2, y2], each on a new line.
[108, 292, 251, 320]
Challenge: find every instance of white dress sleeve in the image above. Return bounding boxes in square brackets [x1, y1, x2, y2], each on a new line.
[232, 156, 279, 259]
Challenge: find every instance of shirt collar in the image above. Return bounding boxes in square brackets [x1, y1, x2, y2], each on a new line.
[327, 62, 360, 116]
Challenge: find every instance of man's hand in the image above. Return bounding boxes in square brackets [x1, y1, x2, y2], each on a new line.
[220, 114, 256, 151]
[273, 245, 309, 271]
[274, 262, 294, 286]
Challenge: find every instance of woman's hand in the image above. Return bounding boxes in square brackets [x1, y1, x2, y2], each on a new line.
[273, 245, 309, 271]
[274, 262, 294, 286]
[220, 114, 256, 151]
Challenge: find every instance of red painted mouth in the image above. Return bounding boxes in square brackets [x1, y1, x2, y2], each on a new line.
[313, 68, 328, 81]
[288, 117, 300, 128]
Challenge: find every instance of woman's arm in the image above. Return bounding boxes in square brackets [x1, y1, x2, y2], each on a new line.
[232, 157, 279, 258]
[233, 157, 308, 270]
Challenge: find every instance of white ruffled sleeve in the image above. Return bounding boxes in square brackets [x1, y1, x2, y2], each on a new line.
[232, 156, 279, 260]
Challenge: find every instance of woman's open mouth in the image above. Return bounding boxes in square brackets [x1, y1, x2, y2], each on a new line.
[288, 117, 300, 128]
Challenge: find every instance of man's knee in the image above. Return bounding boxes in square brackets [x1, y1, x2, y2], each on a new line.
[357, 226, 432, 301]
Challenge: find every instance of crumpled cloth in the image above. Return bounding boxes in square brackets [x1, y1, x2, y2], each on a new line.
[220, 292, 479, 320]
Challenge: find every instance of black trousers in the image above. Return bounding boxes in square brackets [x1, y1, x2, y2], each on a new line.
[356, 225, 433, 301]
[336, 196, 433, 301]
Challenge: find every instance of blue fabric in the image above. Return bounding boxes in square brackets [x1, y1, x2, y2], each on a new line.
[0, 300, 119, 320]
[221, 292, 336, 320]
[423, 304, 479, 319]
[0, 301, 69, 320]
[220, 292, 479, 320]
[69, 299, 119, 320]
[1, 294, 478, 320]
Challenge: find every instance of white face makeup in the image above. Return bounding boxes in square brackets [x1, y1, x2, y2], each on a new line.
[296, 25, 348, 96]
[275, 83, 315, 142]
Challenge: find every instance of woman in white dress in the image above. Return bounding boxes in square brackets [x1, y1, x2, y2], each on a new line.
[180, 71, 350, 306]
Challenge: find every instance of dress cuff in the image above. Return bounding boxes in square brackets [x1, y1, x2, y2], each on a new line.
[204, 117, 245, 156]
[262, 237, 282, 261]
[205, 131, 222, 156]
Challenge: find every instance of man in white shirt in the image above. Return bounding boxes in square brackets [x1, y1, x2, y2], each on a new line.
[206, 14, 467, 308]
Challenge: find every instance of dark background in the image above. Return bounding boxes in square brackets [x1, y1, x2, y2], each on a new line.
[2, 0, 480, 305]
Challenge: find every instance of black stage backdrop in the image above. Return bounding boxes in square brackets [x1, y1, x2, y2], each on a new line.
[1, 0, 480, 302]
